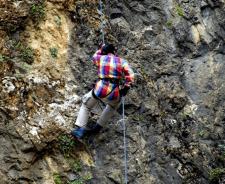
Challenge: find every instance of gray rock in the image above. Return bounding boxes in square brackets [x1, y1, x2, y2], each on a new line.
[0, 0, 225, 183]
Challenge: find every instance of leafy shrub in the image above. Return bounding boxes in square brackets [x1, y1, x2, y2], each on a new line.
[209, 168, 225, 182]
[71, 160, 82, 172]
[30, 1, 45, 22]
[50, 47, 58, 58]
[68, 179, 84, 184]
[14, 41, 34, 64]
[53, 173, 62, 184]
[0, 54, 9, 62]
[54, 15, 62, 27]
[176, 5, 184, 17]
[58, 134, 75, 157]
[20, 46, 34, 64]
[166, 20, 173, 28]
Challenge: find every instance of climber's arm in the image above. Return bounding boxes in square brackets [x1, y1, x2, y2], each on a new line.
[122, 59, 134, 87]
[92, 48, 102, 66]
[120, 59, 134, 96]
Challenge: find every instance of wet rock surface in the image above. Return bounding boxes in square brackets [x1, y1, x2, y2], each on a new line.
[0, 0, 225, 183]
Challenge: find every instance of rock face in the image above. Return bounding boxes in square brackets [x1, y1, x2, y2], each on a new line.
[0, 0, 225, 184]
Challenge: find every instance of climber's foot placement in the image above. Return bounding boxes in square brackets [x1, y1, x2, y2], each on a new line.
[89, 123, 103, 135]
[71, 127, 88, 139]
[71, 123, 103, 139]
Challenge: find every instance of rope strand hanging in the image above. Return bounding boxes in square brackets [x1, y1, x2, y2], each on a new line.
[98, 1, 128, 183]
[122, 97, 128, 184]
[99, 0, 105, 44]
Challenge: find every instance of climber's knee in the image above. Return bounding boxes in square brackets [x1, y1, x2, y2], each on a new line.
[82, 90, 97, 109]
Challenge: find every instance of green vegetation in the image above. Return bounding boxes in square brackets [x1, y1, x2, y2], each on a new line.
[30, 1, 45, 22]
[71, 160, 82, 172]
[68, 179, 84, 184]
[58, 134, 75, 157]
[131, 114, 145, 122]
[68, 173, 93, 184]
[0, 54, 4, 62]
[20, 46, 34, 64]
[176, 5, 184, 17]
[53, 172, 92, 184]
[57, 135, 93, 184]
[0, 54, 9, 62]
[53, 173, 62, 184]
[10, 25, 18, 32]
[66, 158, 82, 172]
[55, 15, 62, 27]
[209, 168, 225, 182]
[217, 153, 225, 163]
[12, 41, 34, 64]
[217, 145, 225, 162]
[218, 144, 225, 150]
[50, 47, 58, 58]
[166, 20, 173, 28]
[198, 130, 205, 137]
[82, 173, 93, 181]
[19, 62, 32, 73]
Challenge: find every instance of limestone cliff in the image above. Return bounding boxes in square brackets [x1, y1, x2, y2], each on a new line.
[0, 0, 225, 183]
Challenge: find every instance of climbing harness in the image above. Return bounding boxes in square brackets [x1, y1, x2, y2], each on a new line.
[122, 96, 128, 184]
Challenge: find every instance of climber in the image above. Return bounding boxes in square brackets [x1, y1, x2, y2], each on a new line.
[71, 43, 134, 139]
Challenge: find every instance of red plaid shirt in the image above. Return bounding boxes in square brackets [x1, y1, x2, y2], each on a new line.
[92, 49, 134, 100]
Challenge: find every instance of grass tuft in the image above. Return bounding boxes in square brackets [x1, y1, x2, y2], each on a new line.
[30, 1, 46, 22]
[58, 134, 75, 157]
[209, 168, 225, 182]
[53, 173, 62, 184]
[176, 5, 184, 17]
[50, 47, 58, 58]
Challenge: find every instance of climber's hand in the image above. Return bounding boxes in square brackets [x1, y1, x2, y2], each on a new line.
[98, 42, 105, 49]
[120, 86, 130, 96]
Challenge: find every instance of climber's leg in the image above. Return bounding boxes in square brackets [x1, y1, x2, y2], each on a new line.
[75, 90, 98, 127]
[71, 90, 98, 139]
[97, 104, 116, 126]
[89, 98, 121, 134]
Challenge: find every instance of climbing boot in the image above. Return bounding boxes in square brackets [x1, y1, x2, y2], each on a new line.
[71, 127, 87, 139]
[89, 123, 103, 135]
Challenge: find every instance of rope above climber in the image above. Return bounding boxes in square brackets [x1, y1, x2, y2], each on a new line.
[71, 43, 135, 139]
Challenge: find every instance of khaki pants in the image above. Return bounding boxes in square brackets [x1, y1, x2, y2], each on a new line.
[75, 90, 121, 128]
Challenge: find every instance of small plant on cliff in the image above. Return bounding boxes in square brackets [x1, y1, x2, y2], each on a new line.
[58, 134, 75, 157]
[176, 5, 184, 17]
[68, 174, 92, 184]
[209, 168, 225, 182]
[13, 41, 34, 64]
[131, 113, 145, 122]
[20, 46, 34, 64]
[50, 47, 58, 58]
[71, 160, 82, 172]
[66, 158, 82, 173]
[166, 20, 173, 28]
[0, 54, 4, 62]
[53, 173, 62, 184]
[54, 15, 62, 27]
[198, 130, 205, 137]
[30, 1, 45, 22]
[68, 179, 84, 184]
[0, 54, 9, 62]
[218, 144, 225, 150]
[82, 173, 93, 181]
